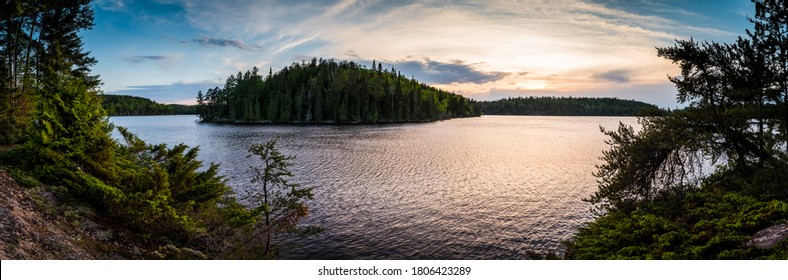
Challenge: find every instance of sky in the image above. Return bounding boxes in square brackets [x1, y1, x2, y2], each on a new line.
[83, 0, 754, 108]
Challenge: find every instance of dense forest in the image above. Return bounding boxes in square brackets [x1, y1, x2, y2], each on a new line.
[197, 59, 480, 123]
[102, 94, 197, 116]
[478, 96, 659, 116]
[566, 0, 788, 259]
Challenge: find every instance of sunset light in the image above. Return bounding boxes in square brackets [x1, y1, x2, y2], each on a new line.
[3, 0, 787, 267]
[86, 0, 750, 107]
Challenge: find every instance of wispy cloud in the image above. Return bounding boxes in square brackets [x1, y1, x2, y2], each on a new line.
[122, 55, 174, 63]
[682, 26, 740, 39]
[94, 0, 127, 12]
[120, 54, 181, 70]
[156, 0, 688, 100]
[271, 34, 317, 54]
[97, 0, 750, 108]
[186, 36, 260, 52]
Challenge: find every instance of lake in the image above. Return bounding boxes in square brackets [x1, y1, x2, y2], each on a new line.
[109, 115, 638, 259]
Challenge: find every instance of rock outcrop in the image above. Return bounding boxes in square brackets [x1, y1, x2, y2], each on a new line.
[747, 222, 788, 250]
[0, 170, 94, 259]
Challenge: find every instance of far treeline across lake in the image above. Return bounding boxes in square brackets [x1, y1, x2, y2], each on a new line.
[477, 96, 658, 116]
[104, 91, 657, 118]
[194, 58, 658, 123]
[102, 94, 196, 116]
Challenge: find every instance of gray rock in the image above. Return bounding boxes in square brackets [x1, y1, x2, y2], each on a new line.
[747, 222, 788, 249]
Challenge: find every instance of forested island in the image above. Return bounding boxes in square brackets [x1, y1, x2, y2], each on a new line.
[102, 94, 196, 116]
[196, 61, 657, 122]
[196, 59, 480, 123]
[478, 96, 659, 116]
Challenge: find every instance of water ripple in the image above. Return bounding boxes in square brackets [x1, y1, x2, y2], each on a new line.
[110, 115, 638, 259]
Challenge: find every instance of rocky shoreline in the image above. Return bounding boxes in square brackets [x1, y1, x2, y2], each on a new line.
[0, 169, 205, 259]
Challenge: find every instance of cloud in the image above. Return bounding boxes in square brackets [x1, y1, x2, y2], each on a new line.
[186, 36, 260, 52]
[682, 26, 740, 39]
[594, 69, 633, 83]
[120, 55, 181, 70]
[94, 0, 127, 12]
[162, 1, 686, 73]
[101, 0, 746, 107]
[270, 34, 317, 54]
[122, 55, 174, 63]
[586, 0, 747, 42]
[344, 50, 361, 59]
[108, 80, 223, 104]
[390, 58, 508, 84]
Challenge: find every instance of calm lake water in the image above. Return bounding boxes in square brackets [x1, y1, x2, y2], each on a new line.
[109, 115, 638, 259]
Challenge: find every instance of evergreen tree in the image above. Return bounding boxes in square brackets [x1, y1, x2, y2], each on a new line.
[197, 59, 479, 123]
[8, 0, 115, 180]
[568, 0, 788, 259]
[247, 139, 314, 258]
[588, 0, 787, 212]
[1, 0, 97, 144]
[1, 2, 274, 259]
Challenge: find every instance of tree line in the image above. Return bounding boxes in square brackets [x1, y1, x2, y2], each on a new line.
[197, 58, 480, 123]
[478, 96, 659, 116]
[102, 94, 197, 116]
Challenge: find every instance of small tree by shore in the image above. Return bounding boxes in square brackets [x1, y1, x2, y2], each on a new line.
[246, 138, 315, 258]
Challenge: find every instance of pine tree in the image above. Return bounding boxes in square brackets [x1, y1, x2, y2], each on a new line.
[588, 0, 788, 212]
[247, 139, 313, 258]
[1, 0, 98, 144]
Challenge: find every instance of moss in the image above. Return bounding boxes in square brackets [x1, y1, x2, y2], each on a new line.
[567, 188, 788, 259]
[6, 168, 39, 189]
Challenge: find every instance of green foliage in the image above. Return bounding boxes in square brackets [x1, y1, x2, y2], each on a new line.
[112, 127, 232, 240]
[6, 167, 39, 189]
[102, 94, 197, 116]
[587, 113, 709, 212]
[588, 2, 788, 214]
[567, 190, 788, 259]
[197, 59, 480, 123]
[167, 104, 198, 115]
[478, 96, 659, 116]
[32, 73, 208, 233]
[12, 87, 246, 252]
[13, 123, 232, 245]
[1, 1, 268, 259]
[1, 0, 98, 144]
[244, 138, 316, 258]
[571, 0, 788, 259]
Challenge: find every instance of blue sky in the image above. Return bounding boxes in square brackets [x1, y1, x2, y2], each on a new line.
[84, 0, 753, 107]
